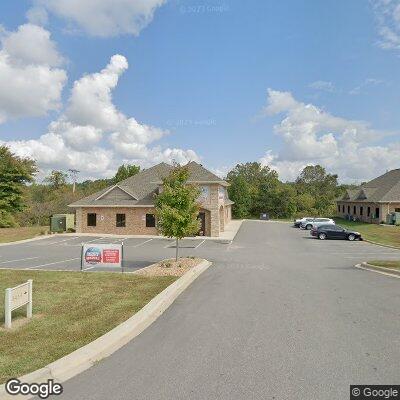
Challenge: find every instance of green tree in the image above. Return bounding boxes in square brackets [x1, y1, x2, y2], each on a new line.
[295, 165, 339, 216]
[0, 146, 37, 227]
[155, 165, 200, 261]
[113, 164, 140, 183]
[44, 170, 68, 189]
[227, 162, 279, 217]
[227, 175, 252, 218]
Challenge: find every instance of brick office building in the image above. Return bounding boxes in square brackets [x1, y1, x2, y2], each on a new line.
[336, 169, 400, 224]
[69, 162, 234, 237]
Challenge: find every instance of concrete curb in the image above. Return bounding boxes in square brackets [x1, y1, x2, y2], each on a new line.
[363, 239, 400, 251]
[0, 260, 212, 400]
[355, 262, 400, 279]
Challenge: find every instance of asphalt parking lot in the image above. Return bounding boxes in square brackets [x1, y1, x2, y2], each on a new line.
[0, 235, 231, 272]
[54, 220, 400, 400]
[0, 220, 399, 274]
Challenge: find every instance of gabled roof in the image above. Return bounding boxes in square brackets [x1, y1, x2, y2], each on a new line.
[339, 169, 400, 202]
[150, 161, 228, 186]
[69, 162, 229, 208]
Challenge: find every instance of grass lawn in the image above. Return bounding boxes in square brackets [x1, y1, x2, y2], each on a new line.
[0, 269, 177, 383]
[334, 218, 400, 248]
[0, 226, 49, 244]
[368, 260, 400, 269]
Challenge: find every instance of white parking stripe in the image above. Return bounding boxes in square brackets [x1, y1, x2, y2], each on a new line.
[131, 239, 153, 248]
[26, 257, 80, 269]
[82, 266, 95, 271]
[0, 256, 39, 264]
[83, 237, 105, 244]
[194, 239, 206, 249]
[46, 236, 79, 245]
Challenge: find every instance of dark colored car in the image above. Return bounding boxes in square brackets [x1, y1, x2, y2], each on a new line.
[311, 224, 363, 241]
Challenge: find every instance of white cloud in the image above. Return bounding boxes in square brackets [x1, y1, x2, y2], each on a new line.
[373, 0, 400, 49]
[1, 55, 199, 180]
[0, 23, 63, 66]
[30, 0, 167, 37]
[349, 78, 385, 95]
[260, 89, 400, 182]
[26, 7, 49, 26]
[0, 23, 66, 123]
[309, 81, 335, 92]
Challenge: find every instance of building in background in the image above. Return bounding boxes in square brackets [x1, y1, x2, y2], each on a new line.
[69, 162, 233, 237]
[336, 169, 400, 224]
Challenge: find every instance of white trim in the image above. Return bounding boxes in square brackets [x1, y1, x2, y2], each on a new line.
[95, 185, 137, 201]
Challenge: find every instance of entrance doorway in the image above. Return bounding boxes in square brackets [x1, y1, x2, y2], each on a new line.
[198, 212, 206, 236]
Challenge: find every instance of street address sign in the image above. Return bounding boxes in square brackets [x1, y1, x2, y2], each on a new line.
[5, 280, 33, 329]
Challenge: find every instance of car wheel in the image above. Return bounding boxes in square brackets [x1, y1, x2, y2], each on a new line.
[306, 224, 312, 230]
[318, 233, 327, 240]
[348, 234, 356, 241]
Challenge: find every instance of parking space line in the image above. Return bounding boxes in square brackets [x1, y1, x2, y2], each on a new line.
[83, 237, 105, 244]
[46, 236, 79, 245]
[26, 257, 80, 269]
[131, 238, 153, 248]
[111, 238, 127, 243]
[194, 239, 206, 249]
[0, 256, 39, 264]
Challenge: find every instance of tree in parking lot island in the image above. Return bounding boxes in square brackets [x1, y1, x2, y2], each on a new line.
[155, 165, 200, 261]
[0, 146, 37, 227]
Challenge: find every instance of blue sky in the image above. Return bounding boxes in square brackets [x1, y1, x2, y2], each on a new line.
[0, 0, 399, 182]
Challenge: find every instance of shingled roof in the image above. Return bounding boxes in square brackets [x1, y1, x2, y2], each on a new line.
[69, 161, 228, 208]
[339, 169, 400, 203]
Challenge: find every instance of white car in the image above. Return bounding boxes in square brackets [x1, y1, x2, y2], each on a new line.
[294, 217, 314, 228]
[300, 218, 335, 230]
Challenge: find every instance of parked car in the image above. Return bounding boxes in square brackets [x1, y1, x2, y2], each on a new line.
[300, 218, 335, 230]
[294, 217, 314, 228]
[311, 224, 363, 241]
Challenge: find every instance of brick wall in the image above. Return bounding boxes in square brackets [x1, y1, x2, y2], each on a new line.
[76, 207, 158, 235]
[336, 202, 400, 224]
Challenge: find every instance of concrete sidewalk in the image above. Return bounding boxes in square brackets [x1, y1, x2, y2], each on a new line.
[53, 219, 244, 242]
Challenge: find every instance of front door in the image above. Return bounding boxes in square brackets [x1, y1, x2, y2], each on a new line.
[198, 212, 206, 236]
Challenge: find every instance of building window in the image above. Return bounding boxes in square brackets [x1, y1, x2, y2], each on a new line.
[367, 207, 371, 217]
[87, 213, 96, 227]
[375, 207, 380, 219]
[337, 205, 341, 212]
[395, 208, 400, 212]
[353, 206, 357, 215]
[360, 206, 363, 216]
[348, 206, 350, 214]
[342, 205, 345, 213]
[199, 186, 209, 201]
[146, 214, 156, 227]
[116, 214, 126, 227]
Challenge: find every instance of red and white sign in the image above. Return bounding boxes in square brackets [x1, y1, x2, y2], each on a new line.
[103, 249, 120, 263]
[82, 243, 123, 269]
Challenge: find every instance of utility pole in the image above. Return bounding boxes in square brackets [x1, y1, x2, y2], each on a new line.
[68, 169, 80, 193]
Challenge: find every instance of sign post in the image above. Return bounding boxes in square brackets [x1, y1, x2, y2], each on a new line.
[4, 280, 33, 329]
[81, 243, 123, 271]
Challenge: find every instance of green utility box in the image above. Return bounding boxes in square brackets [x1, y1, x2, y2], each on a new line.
[50, 214, 75, 233]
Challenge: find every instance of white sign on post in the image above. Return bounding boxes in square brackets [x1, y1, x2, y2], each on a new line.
[81, 243, 124, 270]
[5, 280, 33, 329]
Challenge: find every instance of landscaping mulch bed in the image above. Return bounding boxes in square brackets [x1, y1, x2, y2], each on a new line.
[135, 257, 204, 277]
